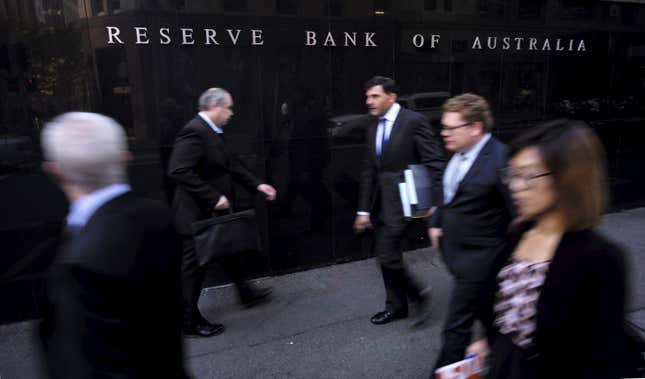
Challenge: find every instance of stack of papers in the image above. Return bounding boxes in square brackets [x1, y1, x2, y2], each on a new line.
[399, 164, 434, 218]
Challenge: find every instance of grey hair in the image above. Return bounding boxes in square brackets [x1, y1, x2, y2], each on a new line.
[198, 87, 230, 111]
[41, 112, 128, 192]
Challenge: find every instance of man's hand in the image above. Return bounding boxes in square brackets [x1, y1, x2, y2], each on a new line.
[465, 338, 489, 364]
[429, 227, 443, 250]
[257, 184, 277, 201]
[353, 215, 373, 233]
[214, 195, 230, 210]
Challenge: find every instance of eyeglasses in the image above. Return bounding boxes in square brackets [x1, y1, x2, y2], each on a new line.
[441, 122, 472, 132]
[500, 168, 552, 187]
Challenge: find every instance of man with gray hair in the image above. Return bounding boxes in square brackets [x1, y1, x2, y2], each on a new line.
[39, 112, 187, 378]
[169, 87, 277, 337]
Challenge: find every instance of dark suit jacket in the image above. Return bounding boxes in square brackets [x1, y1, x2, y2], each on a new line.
[482, 226, 632, 379]
[168, 116, 261, 235]
[357, 107, 445, 224]
[431, 137, 511, 280]
[39, 192, 187, 379]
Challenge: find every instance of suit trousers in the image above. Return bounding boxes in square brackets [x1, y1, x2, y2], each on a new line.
[433, 279, 489, 370]
[374, 218, 423, 314]
[181, 237, 254, 325]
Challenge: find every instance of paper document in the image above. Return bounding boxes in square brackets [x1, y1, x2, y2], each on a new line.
[398, 182, 412, 218]
[434, 355, 486, 379]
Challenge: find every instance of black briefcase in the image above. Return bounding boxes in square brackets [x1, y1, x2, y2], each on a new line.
[190, 209, 261, 267]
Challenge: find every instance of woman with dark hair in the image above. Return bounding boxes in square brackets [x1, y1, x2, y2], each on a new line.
[465, 119, 639, 378]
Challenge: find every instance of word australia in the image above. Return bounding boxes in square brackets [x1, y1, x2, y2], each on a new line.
[472, 36, 586, 51]
[106, 26, 265, 45]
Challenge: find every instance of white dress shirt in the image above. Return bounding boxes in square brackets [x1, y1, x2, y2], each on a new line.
[66, 184, 131, 228]
[198, 112, 223, 134]
[443, 133, 491, 204]
[375, 102, 401, 156]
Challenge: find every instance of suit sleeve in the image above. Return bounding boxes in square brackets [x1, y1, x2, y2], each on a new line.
[430, 206, 442, 228]
[357, 125, 377, 213]
[578, 247, 628, 378]
[167, 127, 220, 207]
[229, 154, 262, 193]
[495, 144, 516, 223]
[414, 115, 446, 225]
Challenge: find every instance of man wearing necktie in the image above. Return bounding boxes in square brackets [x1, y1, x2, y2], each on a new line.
[429, 94, 513, 373]
[354, 76, 445, 325]
[39, 112, 188, 378]
[168, 87, 277, 338]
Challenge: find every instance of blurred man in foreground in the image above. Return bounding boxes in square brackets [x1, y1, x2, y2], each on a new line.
[39, 112, 188, 378]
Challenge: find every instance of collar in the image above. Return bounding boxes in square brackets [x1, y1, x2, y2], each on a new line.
[66, 183, 131, 227]
[381, 102, 401, 123]
[460, 133, 491, 161]
[198, 112, 223, 134]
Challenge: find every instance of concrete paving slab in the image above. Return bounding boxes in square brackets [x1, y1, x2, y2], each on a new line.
[1, 208, 644, 379]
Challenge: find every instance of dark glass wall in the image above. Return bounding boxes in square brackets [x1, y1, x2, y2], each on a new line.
[2, 0, 645, 322]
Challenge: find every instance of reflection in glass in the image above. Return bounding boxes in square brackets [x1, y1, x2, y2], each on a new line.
[478, 0, 505, 17]
[277, 0, 298, 15]
[557, 0, 594, 19]
[518, 0, 543, 20]
[223, 0, 247, 12]
[425, 0, 437, 11]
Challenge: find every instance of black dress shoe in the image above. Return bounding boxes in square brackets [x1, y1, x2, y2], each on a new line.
[370, 310, 408, 325]
[183, 322, 225, 338]
[240, 286, 273, 308]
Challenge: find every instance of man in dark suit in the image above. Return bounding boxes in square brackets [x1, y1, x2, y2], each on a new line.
[429, 93, 513, 371]
[354, 76, 445, 325]
[168, 87, 277, 338]
[39, 112, 188, 378]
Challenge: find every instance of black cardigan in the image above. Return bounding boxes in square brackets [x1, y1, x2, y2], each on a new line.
[481, 225, 632, 379]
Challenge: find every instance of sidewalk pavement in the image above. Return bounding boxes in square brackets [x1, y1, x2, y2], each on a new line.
[1, 208, 644, 379]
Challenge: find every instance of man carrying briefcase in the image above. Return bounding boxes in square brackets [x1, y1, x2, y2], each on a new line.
[168, 87, 277, 338]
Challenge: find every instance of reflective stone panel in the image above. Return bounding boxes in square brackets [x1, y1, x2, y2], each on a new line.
[2, 0, 645, 322]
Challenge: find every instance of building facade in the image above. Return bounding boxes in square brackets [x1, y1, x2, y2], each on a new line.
[2, 0, 645, 322]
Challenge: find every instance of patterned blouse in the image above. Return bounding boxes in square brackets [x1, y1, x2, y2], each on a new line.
[493, 259, 551, 349]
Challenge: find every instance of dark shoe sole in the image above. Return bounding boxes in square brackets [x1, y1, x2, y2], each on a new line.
[183, 324, 225, 338]
[370, 311, 408, 325]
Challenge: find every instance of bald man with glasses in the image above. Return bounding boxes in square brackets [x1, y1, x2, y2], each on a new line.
[429, 93, 514, 374]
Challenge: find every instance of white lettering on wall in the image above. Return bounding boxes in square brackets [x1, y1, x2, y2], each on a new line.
[430, 34, 440, 48]
[556, 38, 565, 51]
[306, 31, 317, 46]
[227, 29, 241, 45]
[101, 27, 588, 53]
[542, 39, 551, 51]
[134, 27, 150, 44]
[181, 28, 195, 45]
[578, 40, 586, 51]
[160, 28, 171, 44]
[205, 29, 220, 45]
[413, 34, 424, 48]
[251, 29, 264, 45]
[529, 38, 538, 50]
[324, 32, 337, 46]
[471, 35, 587, 53]
[514, 37, 524, 50]
[364, 32, 377, 47]
[487, 37, 497, 49]
[472, 36, 482, 49]
[502, 37, 511, 50]
[106, 26, 124, 44]
[344, 32, 357, 47]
